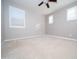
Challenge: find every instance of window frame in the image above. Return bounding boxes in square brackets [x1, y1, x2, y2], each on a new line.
[9, 6, 26, 28]
[67, 6, 77, 21]
[48, 15, 54, 24]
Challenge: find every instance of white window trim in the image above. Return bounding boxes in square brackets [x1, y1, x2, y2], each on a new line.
[67, 6, 77, 21]
[48, 15, 54, 24]
[9, 6, 26, 28]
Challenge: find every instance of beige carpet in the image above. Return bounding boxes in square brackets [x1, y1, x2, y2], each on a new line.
[2, 37, 77, 59]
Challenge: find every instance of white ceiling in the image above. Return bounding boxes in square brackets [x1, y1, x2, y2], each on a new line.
[7, 0, 76, 15]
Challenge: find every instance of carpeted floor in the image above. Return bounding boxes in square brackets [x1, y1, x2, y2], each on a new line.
[2, 37, 77, 59]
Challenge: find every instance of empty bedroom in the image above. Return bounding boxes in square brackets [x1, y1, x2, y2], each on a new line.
[1, 0, 77, 59]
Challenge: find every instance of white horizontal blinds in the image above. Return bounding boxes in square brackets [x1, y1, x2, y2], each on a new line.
[9, 6, 25, 28]
[49, 15, 54, 24]
[67, 6, 77, 21]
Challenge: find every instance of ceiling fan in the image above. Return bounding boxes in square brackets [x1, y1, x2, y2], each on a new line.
[38, 0, 57, 8]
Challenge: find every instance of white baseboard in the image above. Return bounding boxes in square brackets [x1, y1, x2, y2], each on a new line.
[45, 34, 77, 41]
[4, 35, 43, 42]
[4, 34, 77, 42]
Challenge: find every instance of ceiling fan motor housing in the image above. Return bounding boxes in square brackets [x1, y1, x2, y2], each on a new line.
[49, 0, 57, 2]
[38, 0, 57, 8]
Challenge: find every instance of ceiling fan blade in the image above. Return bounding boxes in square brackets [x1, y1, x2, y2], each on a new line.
[49, 0, 57, 2]
[38, 1, 44, 6]
[46, 3, 50, 8]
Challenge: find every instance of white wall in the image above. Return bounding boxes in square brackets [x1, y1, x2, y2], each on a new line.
[46, 2, 77, 39]
[2, 0, 45, 42]
[2, 0, 77, 43]
[1, 0, 5, 42]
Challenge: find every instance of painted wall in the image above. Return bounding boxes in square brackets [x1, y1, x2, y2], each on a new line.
[1, 0, 5, 42]
[2, 0, 45, 42]
[46, 2, 77, 39]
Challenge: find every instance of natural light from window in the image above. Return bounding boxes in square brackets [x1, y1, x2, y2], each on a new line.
[9, 6, 25, 28]
[49, 15, 54, 24]
[67, 6, 77, 21]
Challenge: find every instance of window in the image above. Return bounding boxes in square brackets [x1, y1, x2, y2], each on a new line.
[67, 6, 77, 21]
[9, 6, 25, 28]
[49, 15, 54, 24]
